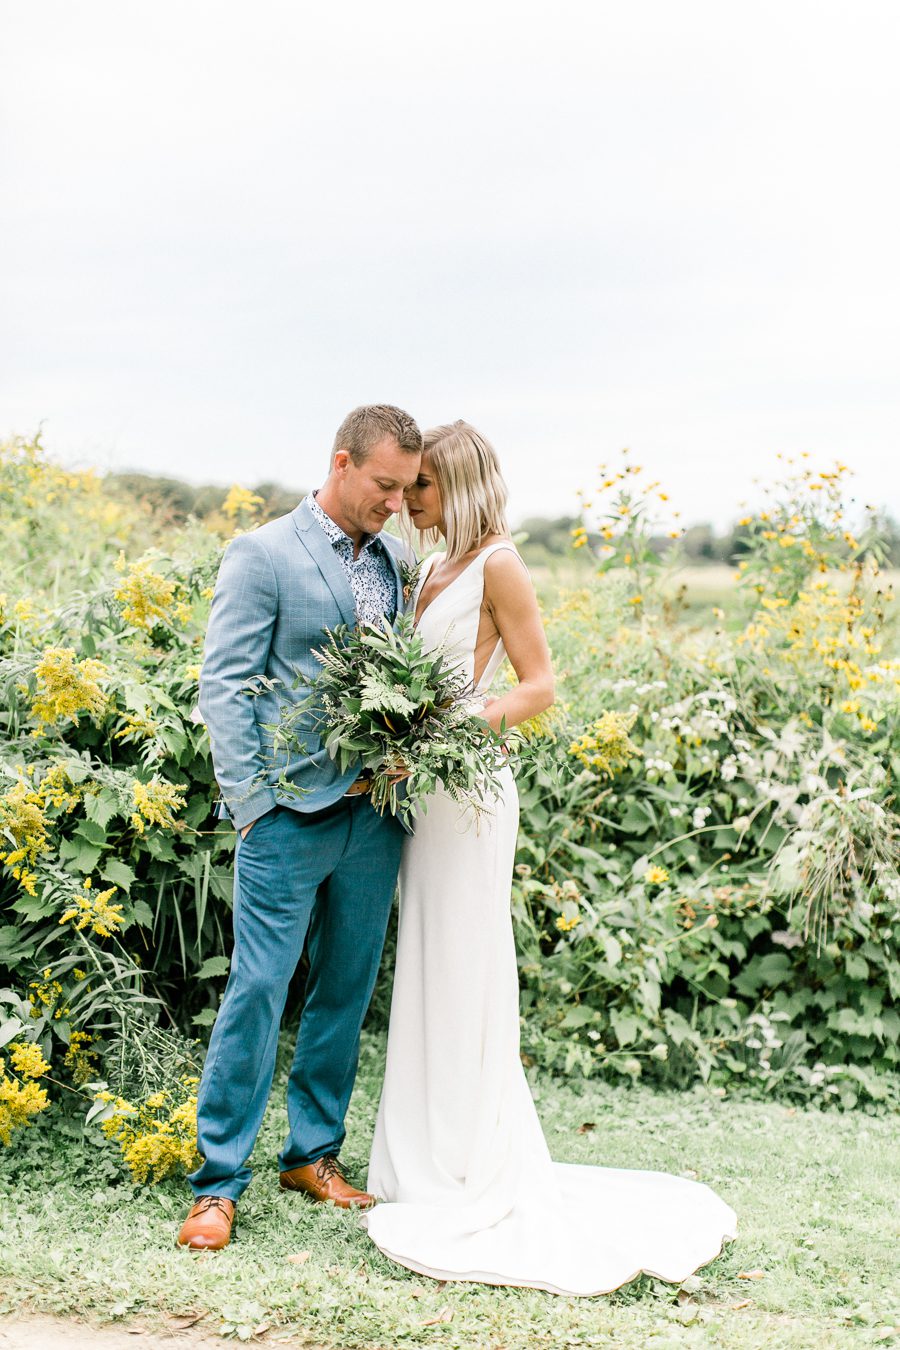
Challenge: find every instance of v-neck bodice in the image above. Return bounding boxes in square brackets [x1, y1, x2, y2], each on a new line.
[413, 542, 520, 694]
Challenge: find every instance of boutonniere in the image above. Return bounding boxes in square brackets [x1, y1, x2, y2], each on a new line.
[399, 558, 425, 610]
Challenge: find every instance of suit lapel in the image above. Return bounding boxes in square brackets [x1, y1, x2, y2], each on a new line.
[292, 500, 358, 629]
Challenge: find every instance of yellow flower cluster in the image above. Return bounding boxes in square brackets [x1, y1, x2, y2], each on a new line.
[517, 707, 562, 743]
[645, 864, 669, 886]
[9, 596, 42, 629]
[0, 777, 50, 894]
[28, 970, 70, 1019]
[9, 1041, 51, 1079]
[735, 460, 866, 597]
[738, 574, 894, 711]
[131, 778, 187, 834]
[30, 647, 108, 732]
[59, 878, 125, 938]
[64, 1032, 99, 1085]
[555, 911, 580, 933]
[569, 710, 640, 776]
[36, 762, 84, 812]
[97, 1079, 199, 1184]
[572, 452, 683, 564]
[0, 434, 126, 529]
[114, 559, 176, 630]
[0, 1042, 51, 1146]
[222, 485, 265, 520]
[113, 712, 159, 743]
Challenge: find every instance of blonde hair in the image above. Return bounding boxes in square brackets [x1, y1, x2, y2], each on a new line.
[412, 420, 510, 562]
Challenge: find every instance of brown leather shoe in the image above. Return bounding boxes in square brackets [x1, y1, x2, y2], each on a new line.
[279, 1155, 375, 1209]
[176, 1194, 236, 1250]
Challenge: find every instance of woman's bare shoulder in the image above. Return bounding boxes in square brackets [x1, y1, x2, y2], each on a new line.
[482, 543, 533, 602]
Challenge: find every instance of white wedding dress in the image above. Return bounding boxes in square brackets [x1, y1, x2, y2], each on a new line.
[364, 543, 737, 1295]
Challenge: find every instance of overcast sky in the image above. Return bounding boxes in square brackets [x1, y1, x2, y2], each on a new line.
[1, 1, 898, 529]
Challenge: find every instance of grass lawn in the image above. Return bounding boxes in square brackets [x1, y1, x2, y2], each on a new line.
[1, 1031, 898, 1349]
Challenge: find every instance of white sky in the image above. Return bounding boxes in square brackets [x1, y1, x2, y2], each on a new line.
[1, 1, 898, 528]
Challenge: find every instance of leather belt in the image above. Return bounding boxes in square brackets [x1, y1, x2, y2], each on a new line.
[343, 775, 373, 797]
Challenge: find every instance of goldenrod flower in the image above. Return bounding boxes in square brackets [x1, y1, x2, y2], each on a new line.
[8, 1041, 50, 1080]
[222, 485, 264, 520]
[30, 648, 108, 731]
[64, 1032, 98, 1085]
[115, 560, 176, 629]
[0, 1066, 50, 1146]
[98, 1087, 199, 1184]
[131, 778, 187, 834]
[59, 884, 124, 938]
[569, 710, 640, 777]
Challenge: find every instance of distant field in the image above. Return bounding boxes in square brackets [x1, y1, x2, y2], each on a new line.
[530, 561, 900, 624]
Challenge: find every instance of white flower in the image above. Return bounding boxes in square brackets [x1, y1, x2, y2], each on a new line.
[720, 757, 738, 781]
[692, 806, 711, 830]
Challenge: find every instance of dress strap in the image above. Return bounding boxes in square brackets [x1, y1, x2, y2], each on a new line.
[473, 541, 526, 570]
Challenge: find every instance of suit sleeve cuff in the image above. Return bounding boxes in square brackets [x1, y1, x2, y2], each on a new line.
[227, 785, 277, 831]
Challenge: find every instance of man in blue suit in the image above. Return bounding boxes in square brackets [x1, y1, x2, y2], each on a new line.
[178, 405, 422, 1250]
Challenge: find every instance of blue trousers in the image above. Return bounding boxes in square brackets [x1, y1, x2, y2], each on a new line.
[190, 798, 404, 1201]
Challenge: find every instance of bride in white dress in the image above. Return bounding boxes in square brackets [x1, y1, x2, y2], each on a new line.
[364, 421, 736, 1296]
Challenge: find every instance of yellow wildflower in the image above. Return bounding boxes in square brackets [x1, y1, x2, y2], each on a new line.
[37, 763, 83, 812]
[645, 864, 669, 886]
[30, 648, 108, 731]
[569, 710, 640, 777]
[59, 884, 124, 938]
[0, 1066, 50, 1146]
[8, 1041, 50, 1080]
[64, 1032, 98, 1085]
[114, 713, 158, 742]
[114, 560, 176, 629]
[98, 1089, 199, 1184]
[222, 485, 264, 520]
[131, 778, 187, 834]
[0, 779, 50, 870]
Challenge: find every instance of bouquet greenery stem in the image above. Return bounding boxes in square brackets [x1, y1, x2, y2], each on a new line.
[278, 615, 506, 823]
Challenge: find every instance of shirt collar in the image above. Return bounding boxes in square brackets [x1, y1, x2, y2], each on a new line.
[307, 491, 383, 556]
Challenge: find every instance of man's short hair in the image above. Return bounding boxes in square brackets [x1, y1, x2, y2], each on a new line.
[332, 405, 422, 466]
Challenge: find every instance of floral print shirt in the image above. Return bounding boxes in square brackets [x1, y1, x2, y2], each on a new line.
[306, 492, 397, 626]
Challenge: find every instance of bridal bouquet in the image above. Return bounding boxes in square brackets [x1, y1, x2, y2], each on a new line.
[276, 614, 506, 823]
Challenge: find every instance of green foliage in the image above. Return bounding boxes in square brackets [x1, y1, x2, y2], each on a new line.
[0, 442, 237, 1105]
[509, 488, 900, 1106]
[277, 616, 505, 821]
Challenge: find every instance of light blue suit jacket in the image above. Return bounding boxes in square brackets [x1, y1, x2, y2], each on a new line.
[199, 499, 412, 830]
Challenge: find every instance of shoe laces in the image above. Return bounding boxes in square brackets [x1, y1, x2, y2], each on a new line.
[313, 1155, 348, 1185]
[194, 1194, 232, 1215]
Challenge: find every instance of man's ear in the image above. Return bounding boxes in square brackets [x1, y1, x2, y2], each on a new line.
[333, 449, 352, 476]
